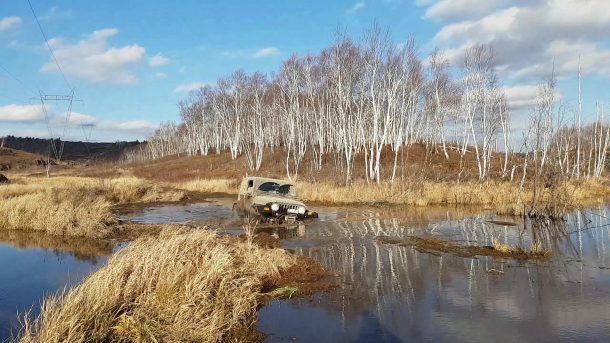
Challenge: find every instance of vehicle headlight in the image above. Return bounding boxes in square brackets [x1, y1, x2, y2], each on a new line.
[270, 203, 280, 212]
[297, 206, 306, 215]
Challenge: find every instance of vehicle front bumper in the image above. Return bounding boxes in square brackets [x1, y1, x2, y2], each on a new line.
[253, 204, 318, 220]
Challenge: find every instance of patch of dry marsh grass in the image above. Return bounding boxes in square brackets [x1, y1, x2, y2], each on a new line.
[491, 238, 514, 254]
[0, 176, 185, 237]
[380, 235, 550, 260]
[177, 178, 238, 194]
[16, 227, 297, 343]
[492, 238, 550, 258]
[296, 178, 610, 215]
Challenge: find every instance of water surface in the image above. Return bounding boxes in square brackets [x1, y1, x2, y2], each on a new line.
[0, 232, 112, 341]
[4, 198, 609, 342]
[124, 199, 610, 342]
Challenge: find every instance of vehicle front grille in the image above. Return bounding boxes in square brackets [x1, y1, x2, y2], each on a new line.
[279, 204, 299, 213]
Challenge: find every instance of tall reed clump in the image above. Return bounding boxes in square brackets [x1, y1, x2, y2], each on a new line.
[0, 176, 185, 238]
[16, 227, 296, 343]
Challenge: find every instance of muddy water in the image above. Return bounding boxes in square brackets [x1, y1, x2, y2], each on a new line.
[122, 198, 610, 342]
[2, 199, 609, 342]
[0, 232, 114, 341]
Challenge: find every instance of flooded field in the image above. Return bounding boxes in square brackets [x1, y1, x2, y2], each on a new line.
[2, 197, 610, 342]
[122, 198, 610, 342]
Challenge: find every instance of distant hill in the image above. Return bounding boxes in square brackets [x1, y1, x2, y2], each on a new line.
[0, 147, 49, 171]
[0, 136, 142, 162]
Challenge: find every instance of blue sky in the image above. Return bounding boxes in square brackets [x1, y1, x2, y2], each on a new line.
[1, 0, 609, 141]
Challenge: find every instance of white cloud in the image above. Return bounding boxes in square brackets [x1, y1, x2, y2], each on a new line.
[149, 53, 170, 67]
[252, 47, 280, 58]
[0, 104, 103, 128]
[0, 103, 155, 140]
[64, 112, 98, 126]
[504, 84, 563, 114]
[0, 16, 22, 32]
[99, 120, 156, 133]
[422, 0, 610, 80]
[504, 85, 539, 111]
[422, 0, 536, 22]
[347, 1, 366, 13]
[40, 28, 146, 85]
[155, 72, 168, 79]
[0, 104, 44, 122]
[174, 82, 207, 93]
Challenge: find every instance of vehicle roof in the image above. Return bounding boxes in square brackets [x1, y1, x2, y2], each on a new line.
[242, 176, 293, 185]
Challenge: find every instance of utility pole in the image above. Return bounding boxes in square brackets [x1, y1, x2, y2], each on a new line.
[37, 90, 82, 176]
[576, 57, 582, 179]
[80, 123, 96, 160]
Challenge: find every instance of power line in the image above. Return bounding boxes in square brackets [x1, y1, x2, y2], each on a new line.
[0, 92, 29, 104]
[0, 62, 38, 97]
[26, 0, 72, 90]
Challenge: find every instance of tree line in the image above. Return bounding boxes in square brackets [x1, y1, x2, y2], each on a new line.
[123, 26, 610, 184]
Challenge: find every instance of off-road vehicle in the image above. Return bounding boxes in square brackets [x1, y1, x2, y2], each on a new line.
[234, 176, 318, 223]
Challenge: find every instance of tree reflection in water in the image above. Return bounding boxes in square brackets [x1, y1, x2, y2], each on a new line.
[260, 205, 610, 342]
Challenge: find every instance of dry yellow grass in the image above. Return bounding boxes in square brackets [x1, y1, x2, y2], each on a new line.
[295, 178, 610, 215]
[16, 227, 296, 343]
[0, 176, 185, 238]
[176, 178, 238, 194]
[492, 238, 550, 258]
[491, 238, 513, 254]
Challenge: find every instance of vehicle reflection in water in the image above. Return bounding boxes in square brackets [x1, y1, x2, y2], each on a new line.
[0, 231, 113, 341]
[114, 199, 610, 342]
[255, 223, 306, 240]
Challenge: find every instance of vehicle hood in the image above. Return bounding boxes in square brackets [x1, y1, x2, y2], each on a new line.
[252, 195, 305, 207]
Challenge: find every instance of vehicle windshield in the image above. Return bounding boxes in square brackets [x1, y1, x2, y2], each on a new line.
[256, 182, 295, 197]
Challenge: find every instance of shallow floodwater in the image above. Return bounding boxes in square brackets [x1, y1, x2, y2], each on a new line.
[122, 198, 610, 342]
[118, 199, 237, 226]
[0, 232, 113, 341]
[261, 209, 610, 342]
[3, 198, 610, 342]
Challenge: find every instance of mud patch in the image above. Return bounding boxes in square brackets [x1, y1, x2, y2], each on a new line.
[487, 220, 518, 226]
[111, 193, 211, 214]
[378, 235, 550, 260]
[260, 256, 337, 302]
[110, 221, 169, 241]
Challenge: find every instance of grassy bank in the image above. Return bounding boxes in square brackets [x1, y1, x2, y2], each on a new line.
[5, 171, 606, 240]
[172, 177, 610, 216]
[0, 176, 184, 238]
[294, 178, 610, 215]
[178, 178, 238, 195]
[15, 227, 317, 343]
